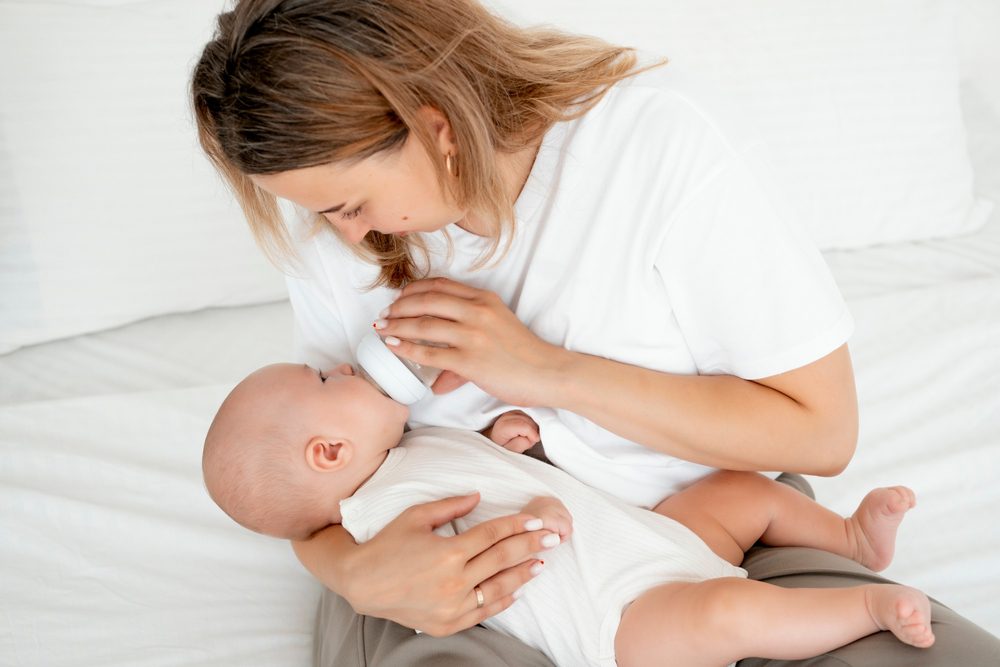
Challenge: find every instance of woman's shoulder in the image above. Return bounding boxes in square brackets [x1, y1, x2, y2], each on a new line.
[584, 58, 764, 157]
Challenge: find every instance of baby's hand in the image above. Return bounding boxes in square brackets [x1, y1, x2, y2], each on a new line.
[486, 410, 541, 454]
[522, 496, 573, 543]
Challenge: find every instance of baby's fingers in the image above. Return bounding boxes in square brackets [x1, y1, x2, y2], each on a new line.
[505, 436, 535, 453]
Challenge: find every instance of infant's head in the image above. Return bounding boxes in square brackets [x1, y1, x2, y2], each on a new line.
[203, 362, 408, 540]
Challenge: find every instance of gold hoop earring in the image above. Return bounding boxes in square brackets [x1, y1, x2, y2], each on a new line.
[446, 153, 458, 177]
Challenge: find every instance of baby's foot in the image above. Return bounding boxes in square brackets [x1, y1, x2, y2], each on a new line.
[865, 584, 935, 648]
[847, 486, 915, 571]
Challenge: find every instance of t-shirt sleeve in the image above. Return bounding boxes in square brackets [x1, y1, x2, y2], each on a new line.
[654, 144, 854, 379]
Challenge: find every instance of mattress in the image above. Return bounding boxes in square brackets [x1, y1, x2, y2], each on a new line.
[0, 301, 323, 666]
[2, 213, 999, 664]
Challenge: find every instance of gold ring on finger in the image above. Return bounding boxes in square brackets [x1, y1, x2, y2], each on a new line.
[474, 586, 485, 609]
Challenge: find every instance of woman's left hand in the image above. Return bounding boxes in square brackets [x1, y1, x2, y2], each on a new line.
[376, 277, 567, 406]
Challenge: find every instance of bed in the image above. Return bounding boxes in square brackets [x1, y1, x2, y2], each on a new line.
[1, 1, 997, 665]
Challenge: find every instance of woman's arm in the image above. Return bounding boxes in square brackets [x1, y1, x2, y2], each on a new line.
[377, 278, 857, 476]
[291, 523, 359, 597]
[291, 493, 557, 636]
[548, 343, 857, 475]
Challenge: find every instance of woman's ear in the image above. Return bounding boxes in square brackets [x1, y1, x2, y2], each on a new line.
[304, 436, 353, 473]
[415, 105, 456, 156]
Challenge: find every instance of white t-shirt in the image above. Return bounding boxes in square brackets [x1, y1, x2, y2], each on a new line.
[340, 427, 746, 667]
[286, 64, 853, 507]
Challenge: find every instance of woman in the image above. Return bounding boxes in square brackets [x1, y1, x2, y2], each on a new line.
[191, 1, 1000, 665]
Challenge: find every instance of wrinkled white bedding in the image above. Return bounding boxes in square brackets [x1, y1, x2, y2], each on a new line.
[2, 174, 999, 665]
[811, 273, 1000, 631]
[0, 383, 319, 666]
[2, 214, 998, 665]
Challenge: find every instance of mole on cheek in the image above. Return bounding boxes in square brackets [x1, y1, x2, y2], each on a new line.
[402, 216, 409, 221]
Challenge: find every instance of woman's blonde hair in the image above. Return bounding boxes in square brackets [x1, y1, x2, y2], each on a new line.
[192, 0, 660, 288]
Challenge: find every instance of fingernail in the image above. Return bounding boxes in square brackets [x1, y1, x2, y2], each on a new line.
[512, 587, 524, 600]
[379, 307, 390, 318]
[530, 561, 545, 576]
[373, 319, 388, 330]
[541, 533, 560, 548]
[385, 336, 401, 346]
[524, 518, 543, 531]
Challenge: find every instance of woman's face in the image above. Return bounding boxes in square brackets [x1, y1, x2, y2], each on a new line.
[250, 133, 465, 244]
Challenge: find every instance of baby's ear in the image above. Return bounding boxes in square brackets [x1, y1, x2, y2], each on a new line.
[304, 437, 352, 472]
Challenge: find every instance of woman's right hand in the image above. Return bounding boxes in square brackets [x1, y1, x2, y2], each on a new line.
[337, 492, 554, 637]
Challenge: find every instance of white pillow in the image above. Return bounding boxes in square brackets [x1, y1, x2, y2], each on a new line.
[488, 0, 993, 250]
[0, 0, 287, 355]
[958, 0, 1000, 112]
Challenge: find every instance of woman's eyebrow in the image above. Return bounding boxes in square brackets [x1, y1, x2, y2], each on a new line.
[318, 202, 346, 214]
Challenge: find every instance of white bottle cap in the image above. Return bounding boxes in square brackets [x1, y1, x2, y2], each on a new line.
[355, 331, 429, 405]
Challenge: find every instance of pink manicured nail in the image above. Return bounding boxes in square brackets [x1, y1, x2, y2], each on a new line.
[373, 319, 388, 330]
[512, 588, 524, 600]
[385, 336, 401, 346]
[530, 561, 545, 576]
[524, 518, 543, 531]
[379, 307, 390, 318]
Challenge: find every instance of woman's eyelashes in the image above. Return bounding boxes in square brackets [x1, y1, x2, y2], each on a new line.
[341, 205, 362, 220]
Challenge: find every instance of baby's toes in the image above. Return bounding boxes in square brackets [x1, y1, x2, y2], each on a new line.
[903, 622, 936, 648]
[896, 601, 935, 647]
[887, 487, 914, 512]
[915, 629, 936, 648]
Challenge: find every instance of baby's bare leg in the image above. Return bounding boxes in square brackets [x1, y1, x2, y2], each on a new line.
[614, 578, 934, 667]
[653, 470, 914, 571]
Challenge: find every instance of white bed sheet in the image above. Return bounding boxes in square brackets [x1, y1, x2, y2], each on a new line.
[2, 211, 999, 665]
[0, 301, 317, 666]
[809, 272, 1000, 634]
[0, 384, 320, 666]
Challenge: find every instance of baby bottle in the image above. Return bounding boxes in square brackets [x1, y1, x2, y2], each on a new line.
[355, 330, 443, 405]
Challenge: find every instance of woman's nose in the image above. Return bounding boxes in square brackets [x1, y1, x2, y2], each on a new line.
[342, 224, 370, 245]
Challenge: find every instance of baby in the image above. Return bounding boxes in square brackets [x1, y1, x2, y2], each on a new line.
[203, 362, 935, 667]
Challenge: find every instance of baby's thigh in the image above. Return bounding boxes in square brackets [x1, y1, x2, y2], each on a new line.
[615, 579, 747, 667]
[653, 471, 775, 564]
